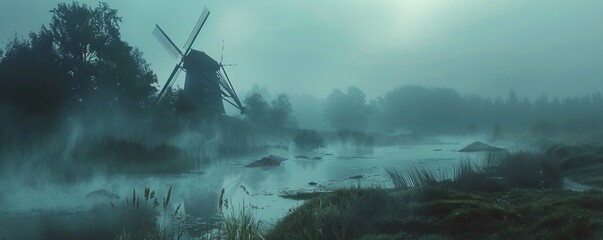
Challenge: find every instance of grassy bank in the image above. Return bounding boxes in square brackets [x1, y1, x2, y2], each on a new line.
[267, 187, 603, 240]
[268, 150, 603, 240]
[546, 143, 603, 187]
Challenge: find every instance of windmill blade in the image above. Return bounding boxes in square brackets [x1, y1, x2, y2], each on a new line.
[220, 39, 225, 63]
[157, 64, 183, 103]
[153, 25, 184, 60]
[183, 7, 210, 55]
[219, 66, 244, 111]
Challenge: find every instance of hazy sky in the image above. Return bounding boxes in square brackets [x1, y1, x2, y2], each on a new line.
[1, 0, 602, 99]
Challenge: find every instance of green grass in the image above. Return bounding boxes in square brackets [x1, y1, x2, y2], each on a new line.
[116, 186, 185, 240]
[218, 206, 265, 240]
[267, 187, 603, 240]
[386, 150, 562, 192]
[268, 150, 592, 239]
[279, 191, 326, 201]
[547, 143, 603, 187]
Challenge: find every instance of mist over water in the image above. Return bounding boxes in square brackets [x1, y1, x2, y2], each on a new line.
[2, 1, 603, 239]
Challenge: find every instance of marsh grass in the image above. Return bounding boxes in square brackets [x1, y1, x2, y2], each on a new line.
[546, 143, 603, 187]
[219, 206, 265, 240]
[116, 185, 185, 240]
[387, 150, 562, 192]
[267, 187, 603, 240]
[484, 150, 563, 189]
[385, 166, 440, 189]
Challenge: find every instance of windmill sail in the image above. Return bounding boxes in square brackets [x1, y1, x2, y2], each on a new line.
[153, 25, 184, 60]
[183, 7, 210, 55]
[157, 64, 183, 103]
[153, 6, 245, 115]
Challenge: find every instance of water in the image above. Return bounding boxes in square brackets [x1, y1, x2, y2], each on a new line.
[0, 136, 503, 239]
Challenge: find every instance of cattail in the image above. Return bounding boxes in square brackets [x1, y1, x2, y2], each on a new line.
[144, 187, 150, 202]
[174, 203, 181, 216]
[132, 189, 136, 207]
[218, 188, 225, 212]
[163, 185, 173, 210]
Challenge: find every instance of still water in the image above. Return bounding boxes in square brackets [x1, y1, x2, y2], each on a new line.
[1, 136, 512, 239]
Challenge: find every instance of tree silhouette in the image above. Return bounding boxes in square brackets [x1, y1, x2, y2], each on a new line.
[0, 35, 69, 121]
[269, 94, 294, 128]
[46, 2, 157, 110]
[324, 87, 371, 130]
[0, 1, 157, 121]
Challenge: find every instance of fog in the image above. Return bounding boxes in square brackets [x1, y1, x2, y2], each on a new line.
[2, 0, 602, 99]
[2, 1, 603, 240]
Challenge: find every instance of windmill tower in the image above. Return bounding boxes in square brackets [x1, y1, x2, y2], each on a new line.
[153, 7, 244, 116]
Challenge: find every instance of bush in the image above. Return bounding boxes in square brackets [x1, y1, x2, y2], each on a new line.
[293, 129, 325, 151]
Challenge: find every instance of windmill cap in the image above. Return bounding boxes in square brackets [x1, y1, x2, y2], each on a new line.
[184, 49, 220, 71]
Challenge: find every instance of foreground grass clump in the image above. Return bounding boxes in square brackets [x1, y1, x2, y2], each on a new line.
[117, 186, 185, 240]
[267, 188, 603, 240]
[218, 206, 265, 240]
[546, 143, 603, 187]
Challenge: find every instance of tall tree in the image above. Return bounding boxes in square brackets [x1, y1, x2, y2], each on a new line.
[269, 94, 294, 128]
[0, 34, 69, 120]
[324, 87, 371, 130]
[0, 2, 158, 117]
[244, 93, 270, 125]
[46, 2, 157, 110]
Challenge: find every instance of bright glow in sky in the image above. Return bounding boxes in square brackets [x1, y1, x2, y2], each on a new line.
[1, 0, 602, 99]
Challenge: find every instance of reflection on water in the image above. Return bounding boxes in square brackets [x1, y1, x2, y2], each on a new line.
[0, 136, 508, 239]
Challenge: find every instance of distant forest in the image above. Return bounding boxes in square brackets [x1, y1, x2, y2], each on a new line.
[1, 2, 602, 140]
[324, 86, 603, 136]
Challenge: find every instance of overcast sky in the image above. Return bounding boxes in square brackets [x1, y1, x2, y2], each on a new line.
[1, 0, 602, 99]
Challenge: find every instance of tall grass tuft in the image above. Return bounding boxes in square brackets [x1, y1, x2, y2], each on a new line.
[385, 166, 439, 189]
[386, 150, 562, 192]
[484, 150, 562, 189]
[117, 185, 184, 240]
[220, 206, 265, 240]
[452, 161, 506, 192]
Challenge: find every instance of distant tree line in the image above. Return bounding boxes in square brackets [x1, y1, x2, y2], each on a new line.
[243, 92, 296, 129]
[325, 85, 603, 135]
[0, 2, 157, 131]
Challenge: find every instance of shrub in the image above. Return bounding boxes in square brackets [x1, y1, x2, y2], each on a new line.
[293, 129, 325, 151]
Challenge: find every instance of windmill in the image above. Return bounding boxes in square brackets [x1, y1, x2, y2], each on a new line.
[153, 7, 245, 116]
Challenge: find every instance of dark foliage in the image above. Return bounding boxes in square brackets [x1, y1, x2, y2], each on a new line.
[293, 129, 325, 151]
[243, 93, 295, 128]
[324, 87, 372, 130]
[323, 85, 603, 135]
[0, 2, 158, 130]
